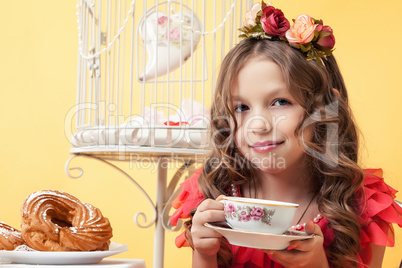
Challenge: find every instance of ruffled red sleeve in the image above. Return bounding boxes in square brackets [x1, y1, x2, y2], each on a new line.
[359, 169, 402, 247]
[170, 168, 205, 248]
[357, 169, 402, 266]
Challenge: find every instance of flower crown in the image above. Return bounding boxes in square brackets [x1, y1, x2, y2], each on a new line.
[239, 1, 335, 66]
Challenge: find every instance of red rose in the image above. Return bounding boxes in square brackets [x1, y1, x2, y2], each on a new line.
[260, 6, 290, 36]
[317, 26, 335, 49]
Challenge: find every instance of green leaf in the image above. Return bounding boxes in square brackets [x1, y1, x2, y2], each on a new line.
[314, 45, 333, 56]
[319, 31, 331, 38]
[313, 18, 323, 25]
[250, 32, 262, 38]
[306, 48, 325, 67]
[299, 43, 311, 53]
[238, 27, 248, 34]
[313, 30, 320, 41]
[246, 206, 252, 214]
[261, 0, 267, 10]
[253, 24, 264, 32]
[289, 42, 300, 49]
[315, 57, 324, 67]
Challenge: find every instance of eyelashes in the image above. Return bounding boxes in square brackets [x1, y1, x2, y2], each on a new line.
[233, 99, 292, 113]
[234, 104, 249, 113]
[273, 98, 291, 106]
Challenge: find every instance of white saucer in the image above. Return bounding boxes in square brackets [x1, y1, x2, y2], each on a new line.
[0, 242, 128, 265]
[205, 222, 313, 250]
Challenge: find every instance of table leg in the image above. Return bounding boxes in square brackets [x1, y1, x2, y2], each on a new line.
[154, 157, 167, 268]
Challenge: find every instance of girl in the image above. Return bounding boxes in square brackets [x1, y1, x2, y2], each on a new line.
[170, 3, 402, 267]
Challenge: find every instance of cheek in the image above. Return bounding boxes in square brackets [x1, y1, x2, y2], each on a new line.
[234, 126, 250, 151]
[300, 124, 314, 143]
[274, 118, 299, 138]
[231, 117, 243, 144]
[234, 128, 243, 147]
[276, 111, 305, 137]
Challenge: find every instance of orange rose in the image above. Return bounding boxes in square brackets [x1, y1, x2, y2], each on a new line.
[285, 14, 317, 44]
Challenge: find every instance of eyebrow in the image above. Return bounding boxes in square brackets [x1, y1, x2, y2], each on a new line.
[231, 95, 242, 102]
[232, 87, 289, 101]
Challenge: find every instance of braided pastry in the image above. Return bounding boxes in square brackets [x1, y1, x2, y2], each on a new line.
[0, 222, 25, 250]
[21, 190, 113, 251]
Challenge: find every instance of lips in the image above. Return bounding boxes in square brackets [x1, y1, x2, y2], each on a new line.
[250, 141, 284, 153]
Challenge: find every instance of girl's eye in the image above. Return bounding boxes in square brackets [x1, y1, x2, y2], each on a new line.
[234, 104, 249, 113]
[273, 99, 291, 106]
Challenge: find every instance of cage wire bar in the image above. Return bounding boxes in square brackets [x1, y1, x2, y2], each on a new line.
[68, 0, 253, 267]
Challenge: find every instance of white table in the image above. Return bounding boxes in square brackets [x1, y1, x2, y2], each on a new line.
[0, 259, 146, 268]
[66, 151, 202, 267]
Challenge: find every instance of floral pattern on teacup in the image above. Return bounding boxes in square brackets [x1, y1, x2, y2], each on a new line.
[224, 203, 275, 225]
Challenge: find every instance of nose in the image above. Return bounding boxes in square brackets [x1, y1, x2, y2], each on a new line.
[246, 114, 272, 134]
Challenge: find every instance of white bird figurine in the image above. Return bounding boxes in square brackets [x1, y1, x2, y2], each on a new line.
[138, 8, 202, 81]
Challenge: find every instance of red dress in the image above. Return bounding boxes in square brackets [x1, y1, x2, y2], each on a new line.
[170, 168, 402, 267]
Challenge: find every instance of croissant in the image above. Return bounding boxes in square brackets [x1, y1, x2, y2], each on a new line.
[21, 190, 112, 251]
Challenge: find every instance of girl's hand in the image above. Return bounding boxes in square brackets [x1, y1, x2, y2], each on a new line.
[263, 221, 329, 268]
[191, 196, 225, 267]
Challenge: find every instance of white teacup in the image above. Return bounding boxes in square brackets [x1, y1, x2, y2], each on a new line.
[220, 196, 298, 234]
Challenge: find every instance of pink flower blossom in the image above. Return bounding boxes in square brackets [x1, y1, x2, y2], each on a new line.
[241, 215, 252, 222]
[166, 26, 181, 41]
[260, 6, 290, 36]
[226, 203, 236, 213]
[158, 16, 169, 25]
[250, 207, 264, 220]
[317, 26, 335, 49]
[286, 14, 317, 44]
[243, 3, 261, 29]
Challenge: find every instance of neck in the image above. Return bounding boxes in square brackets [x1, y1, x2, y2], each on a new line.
[239, 163, 320, 224]
[245, 163, 315, 204]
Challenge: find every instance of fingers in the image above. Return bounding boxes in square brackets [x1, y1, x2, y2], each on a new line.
[193, 199, 225, 226]
[192, 222, 222, 239]
[196, 198, 224, 213]
[193, 208, 225, 225]
[263, 222, 327, 267]
[192, 198, 225, 233]
[305, 220, 322, 236]
[216, 195, 226, 201]
[191, 198, 226, 256]
[193, 237, 222, 249]
[289, 221, 323, 251]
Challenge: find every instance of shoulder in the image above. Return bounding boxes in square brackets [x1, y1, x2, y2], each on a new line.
[359, 168, 402, 248]
[177, 167, 203, 194]
[362, 169, 398, 198]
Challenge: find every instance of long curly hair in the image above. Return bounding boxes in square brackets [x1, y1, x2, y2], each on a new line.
[184, 38, 365, 267]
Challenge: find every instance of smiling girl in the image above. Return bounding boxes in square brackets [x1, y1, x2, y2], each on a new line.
[170, 3, 402, 268]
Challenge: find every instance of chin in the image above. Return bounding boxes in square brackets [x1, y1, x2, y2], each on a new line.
[250, 157, 287, 174]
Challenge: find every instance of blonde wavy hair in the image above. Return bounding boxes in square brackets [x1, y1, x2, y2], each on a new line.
[184, 38, 365, 267]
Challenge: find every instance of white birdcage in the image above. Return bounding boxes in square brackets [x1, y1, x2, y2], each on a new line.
[66, 0, 252, 267]
[69, 0, 252, 160]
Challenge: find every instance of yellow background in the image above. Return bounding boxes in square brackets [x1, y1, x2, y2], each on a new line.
[0, 0, 401, 267]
